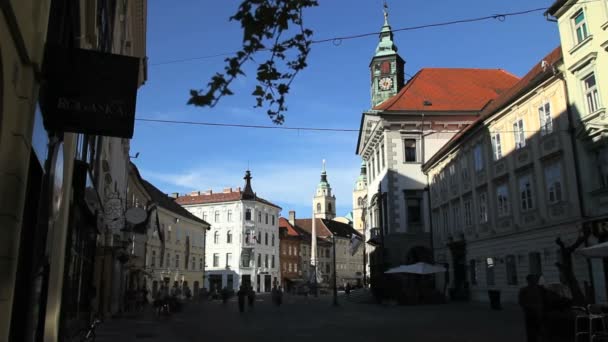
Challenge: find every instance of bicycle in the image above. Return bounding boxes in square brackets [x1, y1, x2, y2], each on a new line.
[72, 318, 101, 342]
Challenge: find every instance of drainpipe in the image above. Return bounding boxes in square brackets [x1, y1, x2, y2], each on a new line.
[558, 71, 596, 301]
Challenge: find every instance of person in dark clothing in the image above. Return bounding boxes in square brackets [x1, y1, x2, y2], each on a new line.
[237, 285, 246, 313]
[247, 286, 255, 309]
[345, 283, 352, 295]
[519, 274, 545, 342]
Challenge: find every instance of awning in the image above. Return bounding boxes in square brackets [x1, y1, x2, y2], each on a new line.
[385, 262, 446, 274]
[575, 241, 608, 258]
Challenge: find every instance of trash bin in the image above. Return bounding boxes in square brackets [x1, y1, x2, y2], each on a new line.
[488, 290, 501, 310]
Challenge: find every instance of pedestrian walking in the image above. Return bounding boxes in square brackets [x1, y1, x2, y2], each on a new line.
[519, 274, 545, 342]
[237, 285, 246, 313]
[247, 286, 255, 310]
[221, 287, 230, 304]
[345, 283, 352, 295]
[277, 286, 283, 306]
[271, 286, 279, 306]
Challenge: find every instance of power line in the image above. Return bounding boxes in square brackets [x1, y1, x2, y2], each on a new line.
[135, 117, 571, 135]
[150, 6, 548, 67]
[135, 117, 359, 132]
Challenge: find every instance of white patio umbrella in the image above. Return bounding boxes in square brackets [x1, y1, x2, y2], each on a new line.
[576, 241, 608, 258]
[384, 262, 446, 275]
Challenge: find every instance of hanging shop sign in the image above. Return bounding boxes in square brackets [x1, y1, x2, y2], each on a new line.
[40, 45, 140, 138]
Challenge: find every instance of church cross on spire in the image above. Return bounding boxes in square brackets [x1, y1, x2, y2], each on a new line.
[383, 1, 389, 25]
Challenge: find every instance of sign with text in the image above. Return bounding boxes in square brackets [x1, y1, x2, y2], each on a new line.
[41, 45, 140, 138]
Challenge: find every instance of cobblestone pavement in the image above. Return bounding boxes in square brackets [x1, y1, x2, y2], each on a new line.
[94, 293, 528, 342]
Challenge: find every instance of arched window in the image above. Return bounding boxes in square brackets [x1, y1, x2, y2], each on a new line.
[245, 208, 252, 221]
[272, 234, 275, 246]
[328, 203, 332, 212]
[227, 230, 232, 243]
[214, 231, 219, 244]
[316, 203, 321, 212]
[357, 197, 363, 207]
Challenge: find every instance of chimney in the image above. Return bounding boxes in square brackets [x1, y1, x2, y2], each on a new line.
[288, 210, 296, 226]
[204, 189, 213, 195]
[223, 188, 231, 193]
[190, 191, 200, 196]
[236, 187, 241, 192]
[170, 192, 179, 199]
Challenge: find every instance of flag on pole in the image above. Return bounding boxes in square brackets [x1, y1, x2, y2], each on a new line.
[349, 234, 363, 256]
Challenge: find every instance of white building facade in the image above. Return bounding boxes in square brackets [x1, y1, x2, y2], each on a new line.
[176, 171, 281, 293]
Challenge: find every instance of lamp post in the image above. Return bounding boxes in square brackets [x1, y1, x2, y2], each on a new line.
[332, 234, 338, 307]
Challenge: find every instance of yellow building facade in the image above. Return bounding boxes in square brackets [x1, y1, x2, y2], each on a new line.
[424, 48, 595, 303]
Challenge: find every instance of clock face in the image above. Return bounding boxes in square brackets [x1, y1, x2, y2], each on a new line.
[379, 77, 393, 91]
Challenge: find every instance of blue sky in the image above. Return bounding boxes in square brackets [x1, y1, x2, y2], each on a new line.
[132, 0, 560, 218]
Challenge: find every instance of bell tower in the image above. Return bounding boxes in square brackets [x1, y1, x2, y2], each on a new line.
[370, 2, 405, 107]
[313, 160, 336, 219]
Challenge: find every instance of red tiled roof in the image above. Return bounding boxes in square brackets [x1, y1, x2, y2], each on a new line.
[279, 217, 301, 237]
[175, 191, 281, 209]
[295, 218, 333, 238]
[374, 68, 520, 112]
[423, 46, 562, 171]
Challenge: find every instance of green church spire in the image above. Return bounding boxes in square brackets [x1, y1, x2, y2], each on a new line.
[374, 1, 398, 58]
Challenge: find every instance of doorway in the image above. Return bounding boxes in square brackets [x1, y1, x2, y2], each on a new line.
[264, 275, 272, 292]
[208, 274, 222, 294]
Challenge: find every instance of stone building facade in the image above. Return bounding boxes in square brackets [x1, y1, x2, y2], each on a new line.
[356, 9, 519, 294]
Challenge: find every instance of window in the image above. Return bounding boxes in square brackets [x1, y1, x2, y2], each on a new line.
[545, 162, 563, 203]
[404, 139, 417, 162]
[265, 213, 269, 224]
[316, 203, 321, 213]
[442, 208, 449, 238]
[452, 203, 460, 227]
[272, 234, 275, 246]
[265, 232, 268, 245]
[199, 258, 203, 270]
[214, 211, 220, 223]
[294, 263, 298, 272]
[151, 250, 156, 267]
[584, 73, 600, 114]
[213, 253, 219, 267]
[513, 119, 526, 149]
[357, 197, 364, 207]
[227, 275, 234, 289]
[529, 252, 542, 277]
[165, 253, 169, 268]
[226, 253, 232, 267]
[175, 254, 180, 269]
[328, 203, 333, 213]
[245, 209, 252, 221]
[258, 211, 262, 222]
[478, 192, 488, 223]
[227, 210, 232, 222]
[573, 10, 589, 44]
[460, 155, 469, 181]
[272, 215, 275, 225]
[491, 133, 502, 160]
[474, 144, 484, 171]
[227, 230, 232, 244]
[289, 263, 293, 272]
[376, 148, 380, 174]
[214, 231, 219, 244]
[265, 254, 269, 268]
[539, 101, 553, 135]
[371, 156, 376, 179]
[326, 264, 330, 274]
[505, 255, 518, 285]
[191, 257, 195, 270]
[272, 255, 275, 268]
[202, 212, 208, 222]
[448, 164, 456, 178]
[406, 196, 422, 224]
[486, 257, 495, 286]
[381, 142, 385, 168]
[257, 253, 262, 267]
[469, 260, 477, 285]
[519, 175, 534, 211]
[496, 184, 510, 217]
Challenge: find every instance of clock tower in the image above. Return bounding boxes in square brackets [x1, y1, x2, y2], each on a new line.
[370, 3, 405, 108]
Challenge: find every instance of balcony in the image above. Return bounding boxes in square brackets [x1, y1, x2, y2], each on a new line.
[367, 227, 382, 246]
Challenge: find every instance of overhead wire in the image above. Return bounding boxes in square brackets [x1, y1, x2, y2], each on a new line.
[149, 5, 561, 67]
[135, 117, 573, 135]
